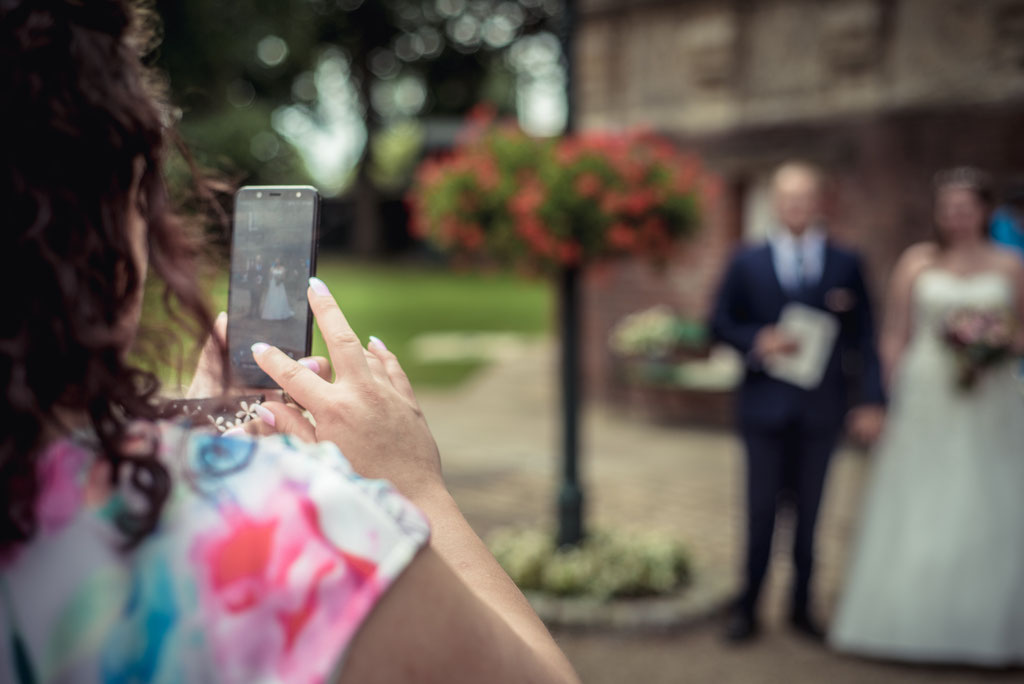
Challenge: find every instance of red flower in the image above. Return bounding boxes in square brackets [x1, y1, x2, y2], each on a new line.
[475, 157, 500, 191]
[558, 241, 583, 265]
[510, 179, 546, 217]
[467, 102, 497, 125]
[574, 172, 602, 199]
[623, 189, 656, 216]
[460, 225, 485, 250]
[556, 140, 583, 165]
[608, 224, 637, 250]
[600, 192, 624, 215]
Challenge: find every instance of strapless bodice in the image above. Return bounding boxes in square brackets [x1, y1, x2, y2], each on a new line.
[912, 269, 1015, 341]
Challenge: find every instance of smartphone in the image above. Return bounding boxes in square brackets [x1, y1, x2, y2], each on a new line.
[227, 185, 320, 388]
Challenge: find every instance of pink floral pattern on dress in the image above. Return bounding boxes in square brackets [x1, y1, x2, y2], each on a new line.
[0, 422, 429, 684]
[191, 485, 389, 684]
[35, 440, 89, 533]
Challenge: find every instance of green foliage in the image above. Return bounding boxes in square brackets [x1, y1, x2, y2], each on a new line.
[369, 121, 426, 191]
[176, 106, 312, 186]
[140, 256, 552, 392]
[153, 0, 558, 188]
[488, 528, 692, 600]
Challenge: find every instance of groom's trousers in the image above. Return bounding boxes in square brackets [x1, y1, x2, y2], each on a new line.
[738, 419, 840, 618]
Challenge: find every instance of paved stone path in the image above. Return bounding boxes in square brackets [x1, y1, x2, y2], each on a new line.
[416, 339, 1022, 684]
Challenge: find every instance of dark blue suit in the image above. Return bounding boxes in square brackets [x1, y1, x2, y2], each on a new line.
[711, 242, 884, 619]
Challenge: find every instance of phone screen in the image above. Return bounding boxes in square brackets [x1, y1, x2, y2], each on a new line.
[227, 186, 320, 388]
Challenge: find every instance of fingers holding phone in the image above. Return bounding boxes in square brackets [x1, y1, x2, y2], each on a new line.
[252, 280, 444, 500]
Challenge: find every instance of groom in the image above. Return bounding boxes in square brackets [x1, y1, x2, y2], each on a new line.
[711, 162, 885, 642]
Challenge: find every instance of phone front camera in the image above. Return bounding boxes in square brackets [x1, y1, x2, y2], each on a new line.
[295, 191, 302, 198]
[256, 191, 263, 198]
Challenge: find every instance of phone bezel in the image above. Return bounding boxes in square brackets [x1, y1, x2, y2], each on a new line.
[226, 185, 321, 388]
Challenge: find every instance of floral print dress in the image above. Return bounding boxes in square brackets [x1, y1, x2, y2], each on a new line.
[0, 421, 430, 684]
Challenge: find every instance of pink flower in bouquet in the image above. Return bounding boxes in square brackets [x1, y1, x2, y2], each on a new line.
[987, 319, 1012, 347]
[942, 307, 1016, 390]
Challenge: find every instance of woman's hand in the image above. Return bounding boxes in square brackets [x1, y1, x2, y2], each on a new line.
[847, 405, 886, 447]
[250, 277, 444, 499]
[186, 310, 328, 403]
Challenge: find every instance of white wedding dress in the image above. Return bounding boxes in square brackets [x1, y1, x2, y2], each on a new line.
[260, 265, 294, 320]
[830, 269, 1024, 665]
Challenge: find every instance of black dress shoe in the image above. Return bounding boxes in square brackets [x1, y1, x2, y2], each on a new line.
[789, 612, 825, 642]
[724, 611, 759, 644]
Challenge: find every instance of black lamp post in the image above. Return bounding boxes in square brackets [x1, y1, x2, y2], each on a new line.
[555, 0, 584, 548]
[556, 264, 583, 546]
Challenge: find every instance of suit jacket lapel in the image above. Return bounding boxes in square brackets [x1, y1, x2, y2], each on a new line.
[795, 244, 835, 307]
[762, 244, 789, 305]
[813, 245, 837, 301]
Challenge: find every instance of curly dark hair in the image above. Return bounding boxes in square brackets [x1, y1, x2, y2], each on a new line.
[0, 0, 221, 552]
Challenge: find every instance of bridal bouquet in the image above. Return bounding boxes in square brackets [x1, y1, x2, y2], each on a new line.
[942, 308, 1016, 390]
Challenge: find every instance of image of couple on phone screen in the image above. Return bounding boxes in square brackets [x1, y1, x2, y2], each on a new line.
[238, 254, 296, 321]
[228, 190, 317, 382]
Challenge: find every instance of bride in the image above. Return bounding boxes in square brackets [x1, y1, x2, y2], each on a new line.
[261, 258, 294, 320]
[830, 167, 1024, 665]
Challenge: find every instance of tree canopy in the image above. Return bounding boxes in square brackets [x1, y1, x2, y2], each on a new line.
[153, 0, 565, 194]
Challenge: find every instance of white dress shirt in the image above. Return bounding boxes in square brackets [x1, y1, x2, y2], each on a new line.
[771, 227, 826, 293]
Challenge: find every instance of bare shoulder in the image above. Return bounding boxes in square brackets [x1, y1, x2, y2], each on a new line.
[900, 241, 939, 265]
[987, 244, 1024, 276]
[893, 242, 938, 282]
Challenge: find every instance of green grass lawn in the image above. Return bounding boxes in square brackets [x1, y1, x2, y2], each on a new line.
[147, 255, 553, 391]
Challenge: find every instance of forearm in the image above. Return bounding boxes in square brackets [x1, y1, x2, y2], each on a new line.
[710, 263, 762, 355]
[880, 336, 905, 391]
[411, 484, 579, 683]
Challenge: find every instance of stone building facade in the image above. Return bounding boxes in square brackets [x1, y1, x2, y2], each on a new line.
[576, 0, 1024, 411]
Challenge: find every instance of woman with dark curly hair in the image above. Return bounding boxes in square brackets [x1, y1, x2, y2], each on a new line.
[831, 168, 1024, 665]
[0, 2, 578, 682]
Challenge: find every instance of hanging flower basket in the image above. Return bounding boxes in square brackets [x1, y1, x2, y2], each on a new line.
[406, 107, 713, 272]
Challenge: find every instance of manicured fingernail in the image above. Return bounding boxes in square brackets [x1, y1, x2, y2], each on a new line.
[223, 426, 246, 436]
[368, 335, 387, 351]
[299, 358, 320, 372]
[308, 277, 330, 296]
[254, 404, 276, 427]
[251, 342, 270, 355]
[216, 311, 227, 323]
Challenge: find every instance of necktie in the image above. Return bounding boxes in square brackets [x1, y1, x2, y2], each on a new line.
[793, 244, 806, 293]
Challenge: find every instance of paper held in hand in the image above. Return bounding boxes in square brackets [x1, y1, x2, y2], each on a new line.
[763, 303, 840, 390]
